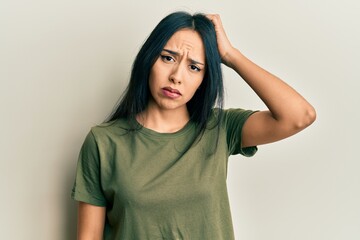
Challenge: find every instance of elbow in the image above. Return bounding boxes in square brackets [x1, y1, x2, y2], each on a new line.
[294, 105, 317, 130]
[304, 105, 317, 127]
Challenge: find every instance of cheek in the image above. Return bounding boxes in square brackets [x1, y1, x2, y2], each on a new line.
[149, 62, 165, 85]
[148, 65, 159, 87]
[193, 75, 205, 90]
[148, 73, 158, 99]
[186, 78, 204, 99]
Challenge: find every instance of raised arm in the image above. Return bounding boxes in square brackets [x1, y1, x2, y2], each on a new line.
[207, 14, 316, 147]
[77, 202, 106, 240]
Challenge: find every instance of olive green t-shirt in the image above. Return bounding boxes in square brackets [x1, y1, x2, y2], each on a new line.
[71, 108, 257, 240]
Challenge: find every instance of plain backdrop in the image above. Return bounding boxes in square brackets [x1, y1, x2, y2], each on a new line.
[1, 0, 359, 239]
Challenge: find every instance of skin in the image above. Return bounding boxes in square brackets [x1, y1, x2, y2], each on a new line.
[137, 29, 206, 133]
[206, 14, 316, 147]
[77, 14, 316, 239]
[77, 202, 105, 240]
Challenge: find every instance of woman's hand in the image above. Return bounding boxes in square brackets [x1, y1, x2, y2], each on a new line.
[206, 14, 235, 67]
[207, 13, 316, 147]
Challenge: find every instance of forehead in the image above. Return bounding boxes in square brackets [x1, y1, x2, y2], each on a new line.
[164, 29, 205, 61]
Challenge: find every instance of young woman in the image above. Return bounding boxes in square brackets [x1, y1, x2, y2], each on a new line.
[71, 11, 316, 240]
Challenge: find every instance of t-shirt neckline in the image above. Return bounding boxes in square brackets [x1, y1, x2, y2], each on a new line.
[132, 117, 195, 138]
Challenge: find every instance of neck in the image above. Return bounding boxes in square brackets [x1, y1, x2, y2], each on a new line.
[137, 102, 190, 133]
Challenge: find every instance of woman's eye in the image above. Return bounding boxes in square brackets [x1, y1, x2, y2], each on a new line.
[160, 55, 174, 62]
[190, 65, 201, 72]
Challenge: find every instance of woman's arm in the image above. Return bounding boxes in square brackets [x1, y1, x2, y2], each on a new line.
[207, 14, 316, 147]
[77, 202, 106, 240]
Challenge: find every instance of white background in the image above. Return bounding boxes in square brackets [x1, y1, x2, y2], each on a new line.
[1, 0, 359, 239]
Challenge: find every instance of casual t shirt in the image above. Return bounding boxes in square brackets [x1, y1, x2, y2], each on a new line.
[71, 108, 257, 240]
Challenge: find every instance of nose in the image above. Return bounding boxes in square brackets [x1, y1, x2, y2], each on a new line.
[169, 64, 184, 84]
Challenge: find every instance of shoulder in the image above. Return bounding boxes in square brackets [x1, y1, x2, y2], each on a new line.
[89, 118, 133, 140]
[209, 108, 256, 125]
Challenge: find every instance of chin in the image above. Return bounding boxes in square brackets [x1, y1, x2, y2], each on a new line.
[158, 101, 186, 111]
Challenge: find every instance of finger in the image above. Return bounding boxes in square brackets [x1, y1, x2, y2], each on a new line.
[206, 14, 223, 28]
[206, 14, 219, 22]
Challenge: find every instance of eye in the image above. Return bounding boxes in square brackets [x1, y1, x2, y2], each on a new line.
[190, 64, 201, 72]
[160, 55, 175, 62]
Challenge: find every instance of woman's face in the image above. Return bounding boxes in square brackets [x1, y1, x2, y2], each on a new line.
[148, 29, 206, 113]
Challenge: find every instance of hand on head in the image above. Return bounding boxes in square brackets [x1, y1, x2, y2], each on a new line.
[206, 14, 235, 67]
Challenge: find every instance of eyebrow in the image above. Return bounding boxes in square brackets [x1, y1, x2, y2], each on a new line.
[163, 49, 205, 66]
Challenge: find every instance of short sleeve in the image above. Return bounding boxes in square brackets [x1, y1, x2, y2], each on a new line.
[71, 130, 107, 206]
[223, 108, 258, 156]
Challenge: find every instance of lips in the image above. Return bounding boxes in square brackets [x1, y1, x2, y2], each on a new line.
[161, 87, 182, 99]
[162, 87, 181, 95]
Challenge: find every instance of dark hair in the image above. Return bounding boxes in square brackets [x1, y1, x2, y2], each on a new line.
[106, 11, 224, 142]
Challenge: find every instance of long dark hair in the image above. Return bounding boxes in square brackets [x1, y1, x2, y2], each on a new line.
[106, 11, 224, 142]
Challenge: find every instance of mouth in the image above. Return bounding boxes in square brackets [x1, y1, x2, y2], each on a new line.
[162, 87, 182, 98]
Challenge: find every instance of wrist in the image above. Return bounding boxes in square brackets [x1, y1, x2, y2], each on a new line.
[221, 47, 238, 68]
